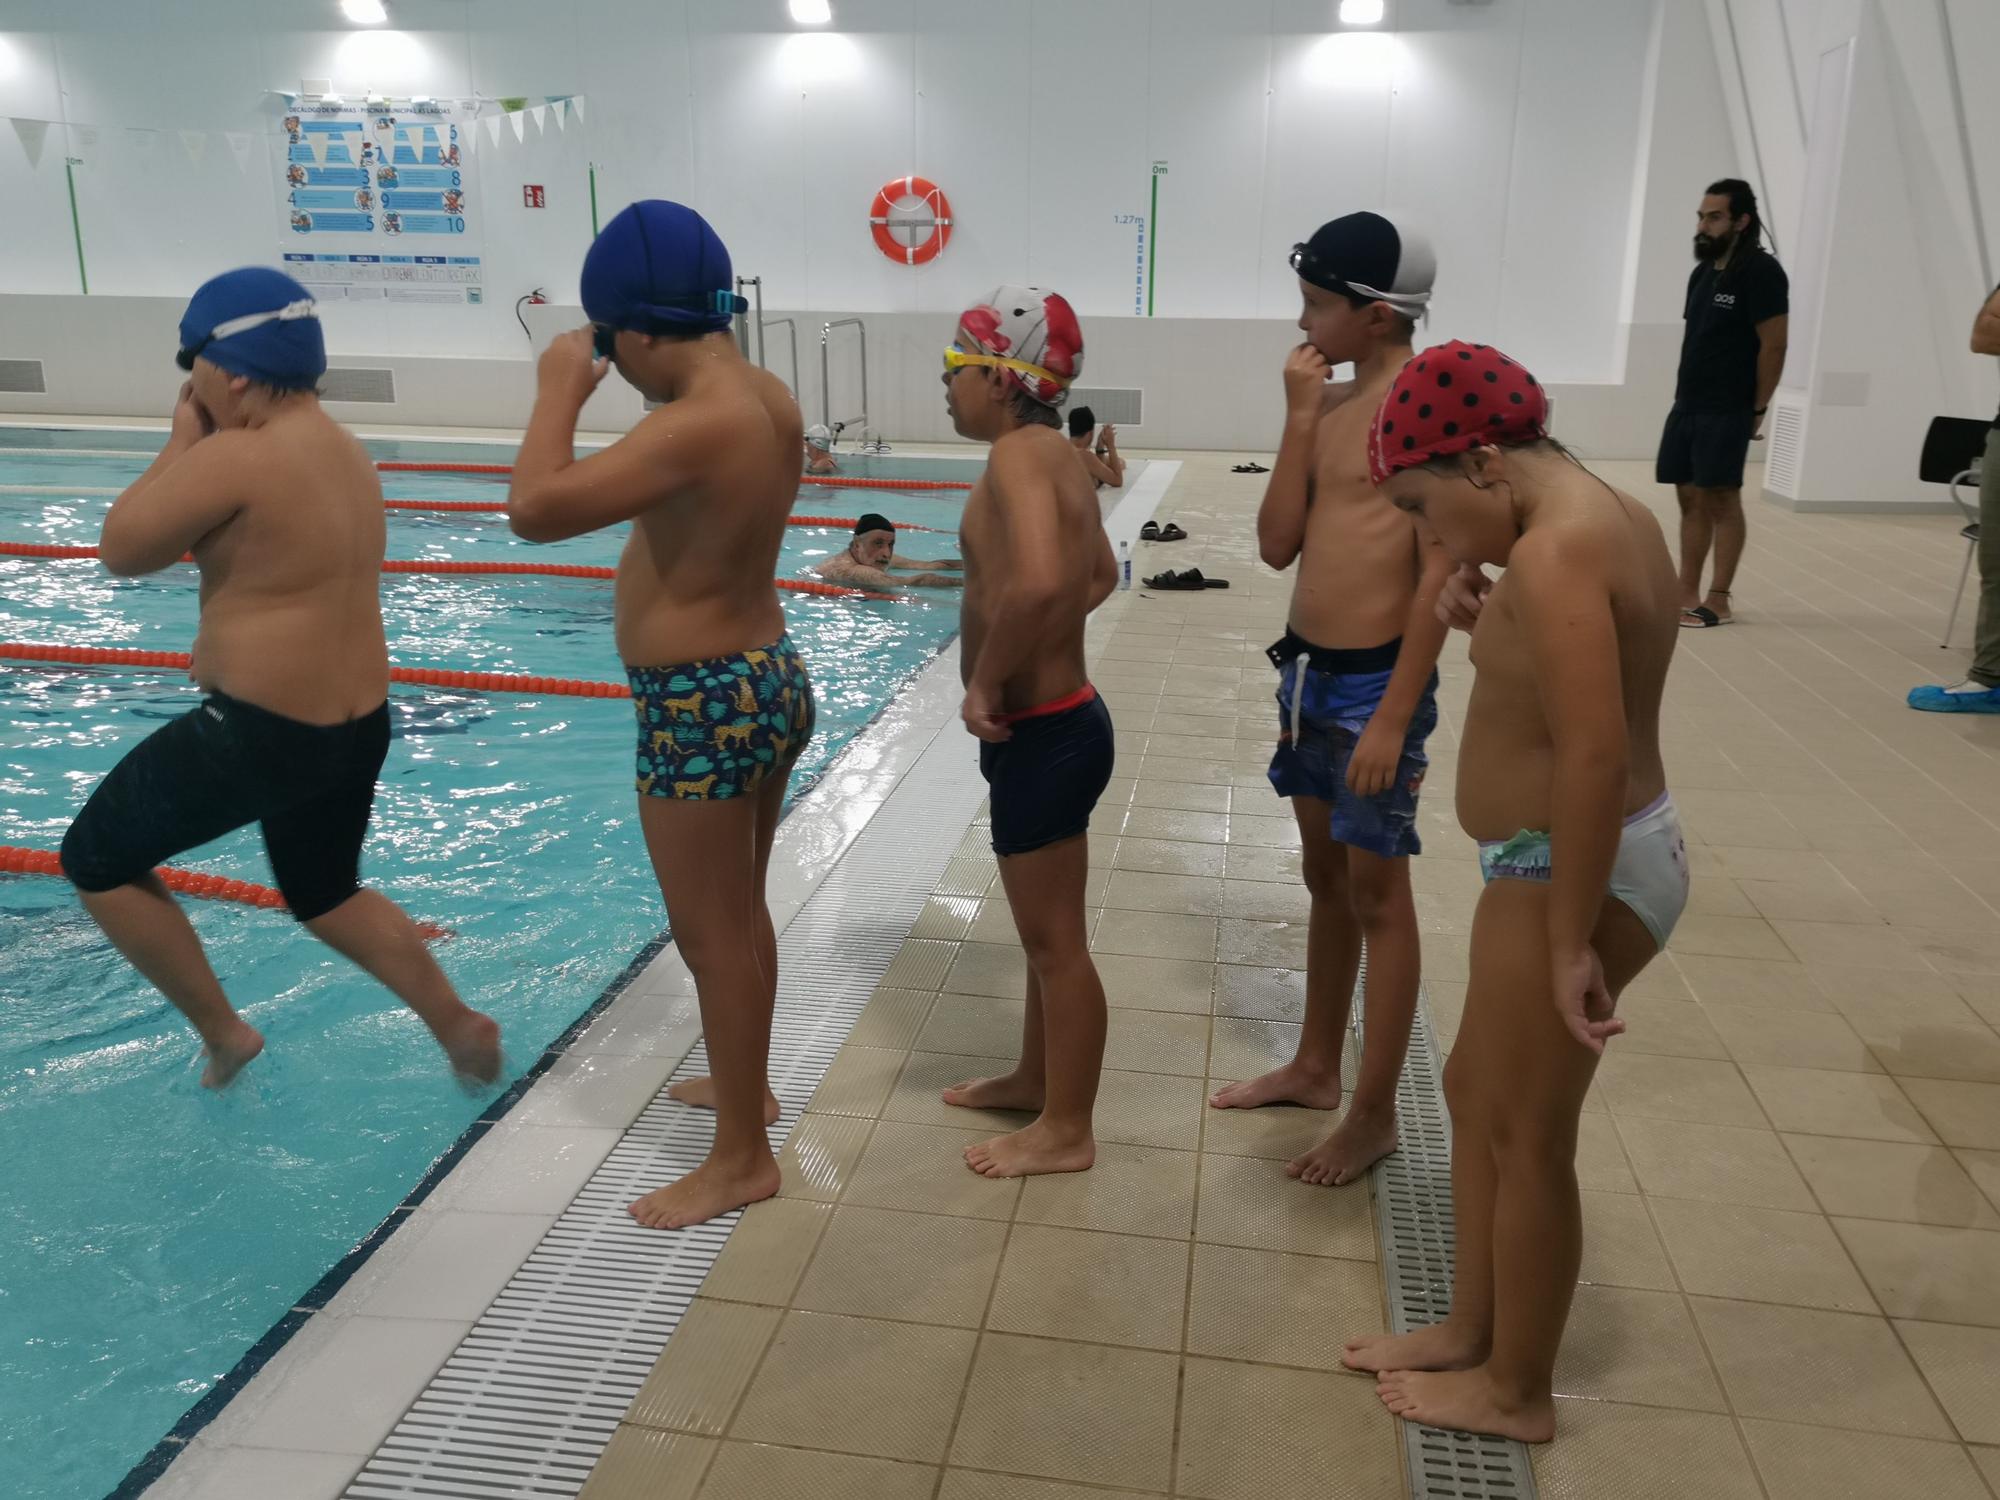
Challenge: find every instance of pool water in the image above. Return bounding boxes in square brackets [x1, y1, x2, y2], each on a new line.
[0, 434, 970, 1499]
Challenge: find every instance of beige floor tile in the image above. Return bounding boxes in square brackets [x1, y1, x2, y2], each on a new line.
[1821, 968, 1983, 1023]
[884, 938, 962, 991]
[1093, 908, 1219, 961]
[1193, 1152, 1375, 1259]
[1216, 917, 1308, 969]
[943, 942, 1028, 1000]
[1531, 1401, 1761, 1500]
[730, 1311, 977, 1463]
[808, 1044, 909, 1118]
[963, 899, 1023, 946]
[1673, 953, 1834, 1012]
[1113, 835, 1228, 877]
[1785, 1136, 2000, 1228]
[1120, 806, 1230, 843]
[1615, 1114, 1813, 1210]
[1690, 1298, 1951, 1437]
[1833, 1218, 2000, 1327]
[1595, 1052, 1765, 1127]
[883, 1051, 1027, 1132]
[1103, 1009, 1212, 1076]
[1670, 913, 1795, 962]
[580, 1427, 715, 1500]
[1208, 1017, 1307, 1081]
[1689, 875, 1764, 920]
[1976, 1445, 2000, 1491]
[1772, 919, 1930, 972]
[1739, 1422, 1991, 1500]
[949, 1334, 1179, 1492]
[792, 1206, 1007, 1327]
[1185, 1242, 1382, 1367]
[1093, 1068, 1207, 1151]
[1554, 1284, 1727, 1411]
[1214, 963, 1308, 1022]
[1615, 995, 1730, 1060]
[1017, 1141, 1198, 1238]
[1650, 1197, 1874, 1311]
[917, 997, 1027, 1060]
[1741, 1065, 1936, 1143]
[1960, 1149, 2000, 1215]
[1912, 928, 2000, 977]
[699, 1197, 833, 1305]
[940, 1474, 1167, 1500]
[1175, 1356, 1403, 1500]
[1903, 1078, 2000, 1149]
[1131, 779, 1232, 813]
[1853, 1018, 2000, 1084]
[1895, 1319, 2000, 1444]
[911, 895, 980, 941]
[1228, 811, 1303, 848]
[777, 1113, 874, 1203]
[841, 1120, 1022, 1220]
[1094, 953, 1217, 1013]
[986, 1224, 1189, 1350]
[1576, 1111, 1640, 1194]
[1708, 1005, 1883, 1073]
[626, 1300, 782, 1436]
[697, 1443, 937, 1500]
[1222, 844, 1303, 884]
[1578, 1190, 1677, 1291]
[1100, 869, 1225, 916]
[850, 988, 937, 1051]
[1218, 878, 1313, 922]
[1199, 1096, 1339, 1161]
[1737, 876, 1881, 926]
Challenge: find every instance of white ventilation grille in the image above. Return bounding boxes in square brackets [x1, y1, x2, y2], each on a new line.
[1763, 395, 1808, 500]
[1067, 386, 1144, 427]
[0, 359, 48, 395]
[321, 367, 398, 404]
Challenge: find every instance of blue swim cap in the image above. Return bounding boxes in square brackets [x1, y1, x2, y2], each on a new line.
[177, 267, 326, 390]
[580, 201, 748, 337]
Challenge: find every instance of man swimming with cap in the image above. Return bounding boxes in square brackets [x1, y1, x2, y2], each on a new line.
[61, 266, 503, 1091]
[1210, 212, 1454, 1190]
[802, 424, 839, 476]
[936, 286, 1120, 1180]
[1345, 343, 1685, 1448]
[507, 201, 815, 1231]
[813, 513, 963, 593]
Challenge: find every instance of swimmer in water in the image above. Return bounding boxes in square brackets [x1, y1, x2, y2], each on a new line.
[508, 201, 815, 1231]
[802, 424, 840, 475]
[813, 513, 963, 593]
[1343, 343, 1686, 1446]
[937, 287, 1119, 1179]
[60, 267, 503, 1091]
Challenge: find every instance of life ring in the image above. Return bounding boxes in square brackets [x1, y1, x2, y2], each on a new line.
[870, 176, 952, 266]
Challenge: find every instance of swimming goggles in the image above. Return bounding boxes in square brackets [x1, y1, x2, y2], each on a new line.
[590, 290, 751, 359]
[176, 300, 320, 371]
[943, 342, 1069, 390]
[1287, 243, 1432, 320]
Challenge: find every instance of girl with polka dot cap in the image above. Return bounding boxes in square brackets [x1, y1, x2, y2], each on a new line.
[1346, 340, 1690, 1449]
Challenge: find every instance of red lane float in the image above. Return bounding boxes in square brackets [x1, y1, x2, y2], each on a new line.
[0, 642, 630, 698]
[370, 458, 972, 493]
[0, 844, 453, 939]
[374, 501, 947, 533]
[376, 461, 512, 475]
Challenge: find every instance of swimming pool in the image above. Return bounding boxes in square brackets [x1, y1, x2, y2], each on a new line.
[0, 431, 971, 1500]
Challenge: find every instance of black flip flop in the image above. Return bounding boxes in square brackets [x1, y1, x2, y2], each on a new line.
[1139, 521, 1161, 541]
[1144, 569, 1199, 590]
[1158, 523, 1188, 541]
[1679, 606, 1727, 629]
[1230, 462, 1270, 474]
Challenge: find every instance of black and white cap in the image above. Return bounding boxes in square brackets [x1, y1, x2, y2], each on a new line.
[1289, 211, 1437, 322]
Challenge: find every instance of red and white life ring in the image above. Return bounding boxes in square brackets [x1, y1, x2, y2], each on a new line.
[869, 175, 953, 266]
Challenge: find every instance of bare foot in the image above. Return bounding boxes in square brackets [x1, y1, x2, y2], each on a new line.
[435, 1009, 504, 1087]
[1208, 1059, 1344, 1112]
[627, 1152, 781, 1230]
[1287, 1107, 1397, 1186]
[965, 1119, 1095, 1178]
[1343, 1322, 1488, 1375]
[1376, 1367, 1556, 1444]
[669, 1075, 781, 1126]
[201, 1022, 265, 1089]
[941, 1071, 1044, 1112]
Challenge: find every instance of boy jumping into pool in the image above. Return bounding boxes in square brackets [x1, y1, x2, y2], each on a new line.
[1212, 212, 1453, 1187]
[1345, 343, 1686, 1444]
[508, 201, 814, 1230]
[61, 267, 503, 1091]
[938, 287, 1119, 1178]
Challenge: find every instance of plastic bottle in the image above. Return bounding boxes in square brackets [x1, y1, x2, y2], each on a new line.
[1118, 540, 1132, 591]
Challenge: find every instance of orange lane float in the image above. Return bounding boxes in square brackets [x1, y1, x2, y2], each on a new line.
[0, 641, 631, 698]
[368, 458, 971, 493]
[373, 500, 947, 533]
[0, 845, 454, 939]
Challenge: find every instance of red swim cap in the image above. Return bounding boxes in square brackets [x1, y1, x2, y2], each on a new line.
[1368, 341, 1549, 487]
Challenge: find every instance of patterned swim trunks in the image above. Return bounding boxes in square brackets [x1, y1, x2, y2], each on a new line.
[628, 633, 817, 800]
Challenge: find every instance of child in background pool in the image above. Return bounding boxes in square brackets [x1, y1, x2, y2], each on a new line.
[508, 201, 815, 1231]
[61, 267, 503, 1091]
[1342, 341, 1686, 1443]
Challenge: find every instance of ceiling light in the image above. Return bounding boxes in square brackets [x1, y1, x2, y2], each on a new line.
[789, 0, 832, 24]
[1340, 0, 1385, 23]
[342, 0, 388, 25]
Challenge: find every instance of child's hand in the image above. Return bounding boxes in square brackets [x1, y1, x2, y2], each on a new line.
[1345, 717, 1403, 799]
[1553, 946, 1624, 1054]
[1437, 563, 1492, 632]
[961, 683, 1011, 743]
[170, 382, 215, 447]
[537, 327, 610, 403]
[1283, 344, 1332, 420]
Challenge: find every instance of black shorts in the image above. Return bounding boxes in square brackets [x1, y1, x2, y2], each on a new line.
[979, 687, 1115, 858]
[1655, 403, 1756, 489]
[61, 692, 392, 922]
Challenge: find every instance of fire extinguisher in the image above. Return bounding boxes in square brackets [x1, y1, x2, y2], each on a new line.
[515, 286, 548, 343]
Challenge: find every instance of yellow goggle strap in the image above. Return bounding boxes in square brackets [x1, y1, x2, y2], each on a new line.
[943, 344, 1070, 391]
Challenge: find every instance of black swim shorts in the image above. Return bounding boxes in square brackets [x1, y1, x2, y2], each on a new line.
[979, 685, 1116, 857]
[60, 692, 392, 922]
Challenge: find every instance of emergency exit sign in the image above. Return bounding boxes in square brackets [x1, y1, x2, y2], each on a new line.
[523, 185, 546, 208]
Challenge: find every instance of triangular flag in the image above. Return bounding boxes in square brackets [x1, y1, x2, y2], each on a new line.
[529, 104, 547, 133]
[179, 129, 207, 166]
[225, 131, 253, 171]
[507, 111, 525, 143]
[308, 132, 331, 166]
[482, 114, 503, 148]
[127, 126, 158, 156]
[10, 118, 49, 169]
[550, 98, 568, 130]
[570, 95, 586, 122]
[460, 127, 478, 157]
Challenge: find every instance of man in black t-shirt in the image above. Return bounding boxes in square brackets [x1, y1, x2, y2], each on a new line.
[1656, 178, 1789, 627]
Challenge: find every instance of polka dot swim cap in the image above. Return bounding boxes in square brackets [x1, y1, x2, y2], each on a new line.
[1368, 340, 1549, 487]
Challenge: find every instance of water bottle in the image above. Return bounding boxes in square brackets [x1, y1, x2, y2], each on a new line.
[1118, 540, 1132, 591]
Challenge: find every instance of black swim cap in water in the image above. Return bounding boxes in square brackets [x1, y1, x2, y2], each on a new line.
[854, 513, 894, 537]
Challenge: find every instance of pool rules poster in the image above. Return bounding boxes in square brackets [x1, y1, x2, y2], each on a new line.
[276, 100, 484, 305]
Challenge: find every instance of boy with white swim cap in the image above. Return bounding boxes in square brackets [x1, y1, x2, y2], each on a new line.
[62, 266, 502, 1091]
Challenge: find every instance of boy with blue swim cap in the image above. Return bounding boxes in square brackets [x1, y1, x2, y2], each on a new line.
[508, 201, 814, 1231]
[62, 266, 502, 1091]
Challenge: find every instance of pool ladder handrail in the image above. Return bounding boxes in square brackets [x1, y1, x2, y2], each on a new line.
[821, 317, 869, 445]
[760, 318, 801, 399]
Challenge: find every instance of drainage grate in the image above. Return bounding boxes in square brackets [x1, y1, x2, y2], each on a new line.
[1373, 999, 1538, 1499]
[0, 358, 48, 394]
[341, 712, 990, 1498]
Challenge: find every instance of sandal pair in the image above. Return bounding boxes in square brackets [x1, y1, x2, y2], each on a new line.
[1139, 521, 1188, 542]
[1143, 568, 1229, 591]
